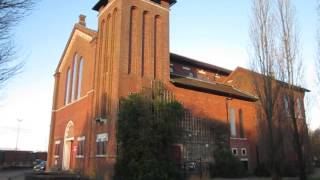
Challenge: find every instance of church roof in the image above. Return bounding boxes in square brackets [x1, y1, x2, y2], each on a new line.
[170, 53, 232, 75]
[55, 24, 97, 73]
[93, 0, 177, 11]
[170, 74, 258, 102]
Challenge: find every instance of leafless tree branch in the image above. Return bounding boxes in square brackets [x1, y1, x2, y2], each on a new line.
[249, 0, 284, 179]
[0, 0, 34, 88]
[277, 0, 309, 179]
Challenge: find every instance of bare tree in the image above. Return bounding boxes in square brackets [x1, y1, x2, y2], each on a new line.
[249, 0, 284, 179]
[276, 0, 308, 179]
[311, 128, 320, 165]
[317, 0, 320, 86]
[0, 0, 34, 88]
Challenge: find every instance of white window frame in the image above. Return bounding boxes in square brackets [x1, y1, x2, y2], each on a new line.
[54, 140, 61, 158]
[76, 136, 85, 158]
[71, 54, 78, 101]
[232, 148, 238, 156]
[65, 68, 71, 105]
[182, 66, 191, 71]
[96, 133, 108, 157]
[77, 58, 84, 99]
[241, 148, 247, 156]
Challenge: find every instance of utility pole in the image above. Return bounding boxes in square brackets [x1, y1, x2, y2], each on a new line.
[15, 119, 22, 151]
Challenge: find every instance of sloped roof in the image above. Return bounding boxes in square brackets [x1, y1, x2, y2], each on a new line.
[170, 74, 257, 102]
[55, 24, 97, 73]
[225, 67, 310, 93]
[170, 53, 232, 75]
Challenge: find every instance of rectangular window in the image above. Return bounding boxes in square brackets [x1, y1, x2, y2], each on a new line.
[296, 98, 303, 118]
[71, 55, 78, 101]
[198, 69, 206, 74]
[232, 148, 238, 156]
[182, 66, 191, 71]
[229, 108, 236, 137]
[188, 72, 194, 78]
[77, 59, 84, 99]
[170, 64, 174, 73]
[65, 68, 71, 105]
[54, 140, 61, 158]
[96, 133, 108, 156]
[77, 136, 85, 158]
[284, 96, 290, 117]
[239, 109, 245, 138]
[241, 148, 247, 156]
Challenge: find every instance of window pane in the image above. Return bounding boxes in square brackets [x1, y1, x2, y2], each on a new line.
[65, 68, 71, 104]
[71, 54, 78, 101]
[77, 59, 84, 99]
[229, 108, 236, 137]
[239, 109, 244, 138]
[284, 96, 289, 116]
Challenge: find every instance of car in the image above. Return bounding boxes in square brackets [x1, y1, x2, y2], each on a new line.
[33, 161, 46, 171]
[33, 159, 44, 166]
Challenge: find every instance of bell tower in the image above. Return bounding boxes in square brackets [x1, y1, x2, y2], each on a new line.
[93, 0, 176, 120]
[89, 0, 176, 178]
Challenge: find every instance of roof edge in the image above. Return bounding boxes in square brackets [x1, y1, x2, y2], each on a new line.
[93, 0, 177, 11]
[170, 53, 232, 75]
[54, 24, 97, 74]
[170, 74, 258, 102]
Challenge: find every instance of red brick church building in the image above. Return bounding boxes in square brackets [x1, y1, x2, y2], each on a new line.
[47, 0, 309, 179]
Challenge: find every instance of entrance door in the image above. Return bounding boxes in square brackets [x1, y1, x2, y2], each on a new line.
[62, 121, 74, 171]
[62, 140, 72, 170]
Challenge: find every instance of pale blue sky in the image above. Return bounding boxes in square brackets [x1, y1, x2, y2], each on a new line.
[0, 0, 318, 151]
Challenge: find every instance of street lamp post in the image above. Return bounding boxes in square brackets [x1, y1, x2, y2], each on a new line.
[15, 119, 22, 151]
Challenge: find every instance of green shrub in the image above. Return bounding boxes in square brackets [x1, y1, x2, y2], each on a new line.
[254, 163, 271, 177]
[114, 86, 184, 180]
[209, 148, 247, 178]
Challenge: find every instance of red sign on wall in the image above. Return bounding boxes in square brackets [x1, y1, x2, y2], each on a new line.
[73, 145, 78, 152]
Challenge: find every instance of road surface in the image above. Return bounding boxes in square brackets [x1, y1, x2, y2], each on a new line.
[0, 168, 32, 180]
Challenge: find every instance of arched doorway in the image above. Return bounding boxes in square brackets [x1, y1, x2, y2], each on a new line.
[62, 121, 74, 170]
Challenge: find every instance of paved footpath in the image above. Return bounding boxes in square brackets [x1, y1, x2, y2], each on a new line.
[0, 169, 32, 180]
[212, 168, 320, 180]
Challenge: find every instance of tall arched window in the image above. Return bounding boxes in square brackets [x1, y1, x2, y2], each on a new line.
[296, 98, 303, 118]
[284, 96, 290, 117]
[141, 11, 148, 77]
[77, 58, 84, 99]
[65, 68, 71, 105]
[154, 15, 160, 79]
[229, 107, 236, 137]
[239, 109, 244, 138]
[71, 54, 78, 101]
